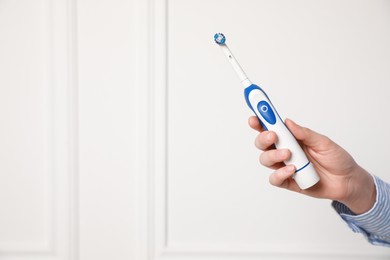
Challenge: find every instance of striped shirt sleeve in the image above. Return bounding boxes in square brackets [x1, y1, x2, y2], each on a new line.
[332, 175, 390, 247]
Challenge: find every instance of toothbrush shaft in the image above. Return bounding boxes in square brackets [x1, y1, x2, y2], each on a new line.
[220, 44, 252, 87]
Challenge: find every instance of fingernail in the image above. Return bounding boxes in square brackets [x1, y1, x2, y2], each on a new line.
[277, 149, 288, 157]
[286, 165, 295, 173]
[267, 133, 273, 142]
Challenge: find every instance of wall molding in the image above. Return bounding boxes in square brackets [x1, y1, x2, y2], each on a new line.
[0, 0, 78, 259]
[0, 0, 52, 255]
[66, 0, 80, 259]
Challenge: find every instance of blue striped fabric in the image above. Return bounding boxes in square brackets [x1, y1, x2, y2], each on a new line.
[332, 175, 390, 247]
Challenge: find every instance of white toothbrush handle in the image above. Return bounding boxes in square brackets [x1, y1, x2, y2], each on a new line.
[245, 84, 320, 189]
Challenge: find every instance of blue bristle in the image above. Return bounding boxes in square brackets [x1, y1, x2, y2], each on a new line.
[214, 33, 226, 45]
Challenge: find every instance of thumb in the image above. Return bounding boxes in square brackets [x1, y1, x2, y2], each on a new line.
[285, 119, 328, 149]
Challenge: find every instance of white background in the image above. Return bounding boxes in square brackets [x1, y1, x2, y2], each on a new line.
[0, 0, 389, 259]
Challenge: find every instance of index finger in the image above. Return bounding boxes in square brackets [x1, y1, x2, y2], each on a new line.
[248, 116, 263, 132]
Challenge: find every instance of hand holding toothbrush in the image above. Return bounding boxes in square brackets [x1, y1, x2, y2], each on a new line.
[248, 116, 376, 215]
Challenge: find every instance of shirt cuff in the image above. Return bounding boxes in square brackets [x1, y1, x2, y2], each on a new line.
[332, 175, 390, 247]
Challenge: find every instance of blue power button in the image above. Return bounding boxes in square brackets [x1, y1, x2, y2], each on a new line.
[257, 101, 276, 125]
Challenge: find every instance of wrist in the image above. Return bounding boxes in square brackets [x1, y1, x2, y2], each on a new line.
[341, 167, 376, 215]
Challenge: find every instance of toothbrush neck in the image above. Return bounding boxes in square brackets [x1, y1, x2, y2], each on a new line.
[241, 78, 252, 88]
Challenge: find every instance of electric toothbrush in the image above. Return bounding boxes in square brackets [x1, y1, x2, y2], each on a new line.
[214, 33, 320, 189]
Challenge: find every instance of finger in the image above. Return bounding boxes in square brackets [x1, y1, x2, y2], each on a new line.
[255, 131, 278, 151]
[285, 119, 329, 149]
[267, 162, 286, 171]
[269, 165, 296, 188]
[248, 116, 263, 132]
[260, 149, 291, 167]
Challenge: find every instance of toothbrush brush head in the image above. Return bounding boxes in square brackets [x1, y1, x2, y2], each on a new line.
[214, 33, 226, 45]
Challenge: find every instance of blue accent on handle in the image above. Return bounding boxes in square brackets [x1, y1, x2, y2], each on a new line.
[257, 101, 277, 125]
[244, 84, 271, 131]
[295, 161, 310, 173]
[244, 84, 268, 109]
[244, 83, 288, 132]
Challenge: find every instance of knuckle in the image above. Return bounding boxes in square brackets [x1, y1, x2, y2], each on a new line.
[260, 150, 278, 167]
[259, 152, 272, 166]
[259, 152, 267, 166]
[269, 173, 279, 186]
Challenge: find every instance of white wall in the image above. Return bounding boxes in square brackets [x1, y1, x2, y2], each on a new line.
[0, 0, 389, 259]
